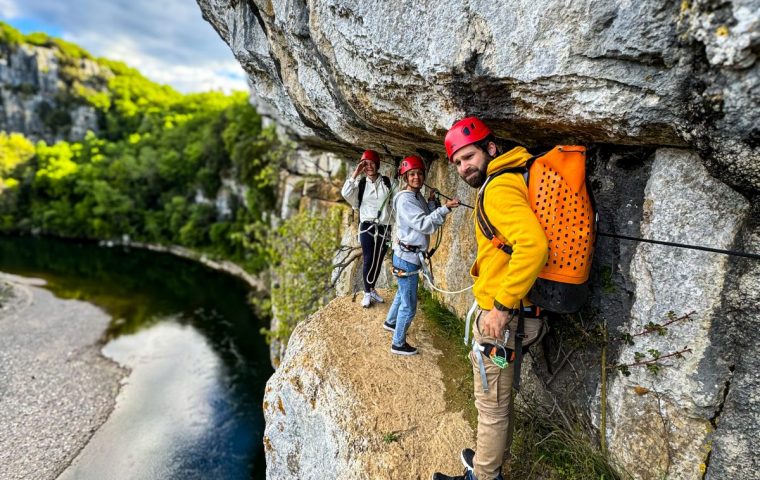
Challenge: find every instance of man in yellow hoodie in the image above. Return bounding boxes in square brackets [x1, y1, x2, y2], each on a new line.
[433, 117, 548, 480]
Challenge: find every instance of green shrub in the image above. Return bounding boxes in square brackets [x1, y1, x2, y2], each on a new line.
[263, 208, 342, 346]
[24, 32, 51, 47]
[0, 25, 285, 274]
[0, 23, 24, 45]
[0, 132, 35, 176]
[52, 38, 92, 59]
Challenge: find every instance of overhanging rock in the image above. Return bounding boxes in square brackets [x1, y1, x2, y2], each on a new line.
[199, 0, 759, 191]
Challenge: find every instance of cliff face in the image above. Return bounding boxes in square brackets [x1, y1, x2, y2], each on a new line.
[199, 0, 758, 191]
[0, 42, 103, 143]
[199, 1, 760, 478]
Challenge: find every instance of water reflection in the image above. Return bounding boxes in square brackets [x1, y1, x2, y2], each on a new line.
[0, 236, 271, 479]
[60, 322, 256, 479]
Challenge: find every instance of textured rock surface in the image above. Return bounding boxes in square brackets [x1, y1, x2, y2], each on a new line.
[263, 293, 473, 479]
[705, 201, 760, 479]
[198, 0, 760, 478]
[604, 149, 750, 479]
[199, 0, 759, 190]
[0, 43, 105, 143]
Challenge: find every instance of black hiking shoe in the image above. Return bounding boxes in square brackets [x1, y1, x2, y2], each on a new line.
[383, 320, 396, 332]
[432, 469, 475, 480]
[460, 448, 474, 471]
[433, 465, 503, 480]
[390, 342, 418, 356]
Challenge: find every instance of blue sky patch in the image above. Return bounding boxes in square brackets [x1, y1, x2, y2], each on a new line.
[0, 1, 248, 93]
[3, 17, 63, 37]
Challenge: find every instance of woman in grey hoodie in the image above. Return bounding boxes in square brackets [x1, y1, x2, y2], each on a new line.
[384, 155, 460, 355]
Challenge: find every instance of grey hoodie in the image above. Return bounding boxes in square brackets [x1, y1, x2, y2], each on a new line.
[392, 190, 451, 265]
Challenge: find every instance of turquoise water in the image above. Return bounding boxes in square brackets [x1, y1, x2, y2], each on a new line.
[0, 236, 272, 479]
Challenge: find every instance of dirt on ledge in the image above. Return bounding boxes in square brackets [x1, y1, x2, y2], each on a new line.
[265, 288, 475, 479]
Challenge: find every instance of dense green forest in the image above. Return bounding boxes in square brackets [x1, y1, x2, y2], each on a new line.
[0, 22, 286, 272]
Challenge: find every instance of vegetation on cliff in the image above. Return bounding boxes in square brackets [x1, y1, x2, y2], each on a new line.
[262, 207, 343, 346]
[0, 22, 285, 272]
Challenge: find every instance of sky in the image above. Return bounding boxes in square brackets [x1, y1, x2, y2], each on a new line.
[0, 0, 249, 93]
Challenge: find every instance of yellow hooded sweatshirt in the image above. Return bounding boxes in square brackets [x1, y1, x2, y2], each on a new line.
[471, 147, 549, 310]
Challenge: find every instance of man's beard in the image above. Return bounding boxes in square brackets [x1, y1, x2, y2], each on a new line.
[463, 167, 487, 188]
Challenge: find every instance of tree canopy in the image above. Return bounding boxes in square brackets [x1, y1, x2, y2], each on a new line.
[0, 22, 286, 273]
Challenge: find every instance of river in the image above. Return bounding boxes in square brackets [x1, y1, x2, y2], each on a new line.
[0, 236, 272, 479]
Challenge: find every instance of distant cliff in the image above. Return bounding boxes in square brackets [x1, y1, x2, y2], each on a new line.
[0, 25, 106, 143]
[0, 23, 279, 279]
[200, 1, 760, 479]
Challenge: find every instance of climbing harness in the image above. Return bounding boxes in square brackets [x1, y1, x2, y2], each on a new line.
[398, 241, 423, 254]
[467, 301, 542, 392]
[473, 340, 514, 391]
[383, 164, 477, 294]
[395, 243, 434, 281]
[417, 251, 434, 285]
[393, 249, 476, 294]
[391, 265, 420, 277]
[359, 221, 392, 285]
[356, 177, 398, 288]
[391, 236, 474, 294]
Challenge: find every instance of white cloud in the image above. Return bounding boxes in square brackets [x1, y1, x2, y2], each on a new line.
[0, 0, 19, 18]
[4, 0, 249, 93]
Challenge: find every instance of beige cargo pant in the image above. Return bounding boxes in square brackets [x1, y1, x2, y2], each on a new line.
[468, 309, 544, 480]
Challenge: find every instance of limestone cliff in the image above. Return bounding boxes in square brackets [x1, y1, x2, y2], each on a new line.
[199, 1, 760, 478]
[0, 41, 103, 143]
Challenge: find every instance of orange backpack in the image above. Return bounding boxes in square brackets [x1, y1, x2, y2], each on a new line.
[476, 146, 596, 313]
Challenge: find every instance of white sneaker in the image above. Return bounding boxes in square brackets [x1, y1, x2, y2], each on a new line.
[361, 292, 372, 308]
[370, 289, 384, 303]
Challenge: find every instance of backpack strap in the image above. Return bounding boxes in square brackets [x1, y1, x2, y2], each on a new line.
[357, 177, 367, 212]
[358, 176, 394, 225]
[357, 176, 391, 211]
[475, 166, 528, 255]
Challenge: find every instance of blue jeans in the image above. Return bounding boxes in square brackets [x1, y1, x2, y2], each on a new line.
[385, 255, 419, 347]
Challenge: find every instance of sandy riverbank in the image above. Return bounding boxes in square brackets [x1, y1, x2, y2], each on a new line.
[0, 273, 125, 480]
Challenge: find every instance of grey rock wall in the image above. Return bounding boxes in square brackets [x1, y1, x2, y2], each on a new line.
[0, 43, 104, 143]
[603, 149, 750, 479]
[198, 0, 760, 478]
[199, 0, 758, 189]
[705, 201, 760, 479]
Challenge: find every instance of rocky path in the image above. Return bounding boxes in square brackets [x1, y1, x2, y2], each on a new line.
[263, 290, 475, 479]
[0, 273, 124, 480]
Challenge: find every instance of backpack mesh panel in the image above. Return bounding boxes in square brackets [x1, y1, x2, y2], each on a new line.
[528, 146, 594, 285]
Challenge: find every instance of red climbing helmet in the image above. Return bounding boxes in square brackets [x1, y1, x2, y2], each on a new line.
[361, 149, 380, 167]
[399, 155, 425, 176]
[444, 116, 492, 161]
